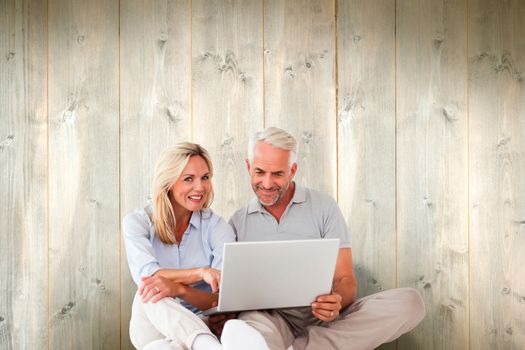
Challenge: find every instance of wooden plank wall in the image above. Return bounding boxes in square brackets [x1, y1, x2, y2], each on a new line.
[337, 0, 397, 306]
[0, 0, 47, 349]
[48, 0, 120, 349]
[469, 0, 525, 349]
[265, 0, 337, 197]
[1, 1, 524, 349]
[192, 0, 263, 219]
[120, 1, 191, 348]
[397, 0, 469, 349]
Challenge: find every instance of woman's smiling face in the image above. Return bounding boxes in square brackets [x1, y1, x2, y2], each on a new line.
[169, 155, 212, 214]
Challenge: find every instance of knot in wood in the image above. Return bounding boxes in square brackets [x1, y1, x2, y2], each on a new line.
[159, 32, 168, 42]
[0, 134, 15, 150]
[301, 131, 313, 144]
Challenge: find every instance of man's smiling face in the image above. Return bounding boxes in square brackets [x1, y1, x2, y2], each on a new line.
[247, 141, 297, 207]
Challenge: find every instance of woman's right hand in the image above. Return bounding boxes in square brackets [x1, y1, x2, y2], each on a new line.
[199, 267, 221, 293]
[140, 275, 185, 303]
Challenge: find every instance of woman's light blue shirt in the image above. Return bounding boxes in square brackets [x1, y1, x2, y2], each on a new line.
[122, 203, 235, 313]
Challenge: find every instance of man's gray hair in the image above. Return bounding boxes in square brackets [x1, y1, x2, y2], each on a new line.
[248, 127, 298, 165]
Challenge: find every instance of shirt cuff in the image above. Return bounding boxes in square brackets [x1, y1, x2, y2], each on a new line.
[140, 264, 161, 279]
[339, 241, 352, 248]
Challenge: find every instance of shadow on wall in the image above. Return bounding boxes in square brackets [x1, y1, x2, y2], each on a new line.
[353, 264, 389, 299]
[353, 264, 423, 350]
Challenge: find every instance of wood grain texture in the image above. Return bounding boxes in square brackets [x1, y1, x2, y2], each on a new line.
[397, 0, 469, 349]
[264, 0, 336, 196]
[469, 0, 525, 349]
[192, 0, 263, 219]
[3, 1, 525, 348]
[337, 0, 396, 306]
[48, 0, 120, 348]
[0, 0, 47, 349]
[120, 1, 191, 348]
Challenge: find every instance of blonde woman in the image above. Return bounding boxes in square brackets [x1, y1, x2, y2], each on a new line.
[123, 143, 268, 350]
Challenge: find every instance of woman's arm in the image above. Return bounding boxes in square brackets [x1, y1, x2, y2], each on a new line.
[122, 211, 162, 285]
[140, 275, 218, 311]
[139, 267, 220, 298]
[123, 210, 220, 292]
[135, 211, 235, 306]
[178, 285, 218, 311]
[152, 267, 221, 292]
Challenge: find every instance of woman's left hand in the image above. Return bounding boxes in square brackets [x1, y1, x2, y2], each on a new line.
[140, 275, 185, 303]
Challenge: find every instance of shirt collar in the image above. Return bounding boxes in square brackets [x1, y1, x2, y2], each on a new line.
[247, 182, 306, 214]
[291, 183, 306, 204]
[247, 197, 263, 214]
[188, 210, 201, 230]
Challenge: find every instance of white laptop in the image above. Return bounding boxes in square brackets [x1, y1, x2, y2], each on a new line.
[203, 238, 340, 316]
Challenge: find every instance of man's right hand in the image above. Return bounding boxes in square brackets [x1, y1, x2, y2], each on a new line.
[200, 268, 221, 293]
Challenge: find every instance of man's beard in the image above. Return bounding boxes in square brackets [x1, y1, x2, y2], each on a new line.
[253, 179, 291, 207]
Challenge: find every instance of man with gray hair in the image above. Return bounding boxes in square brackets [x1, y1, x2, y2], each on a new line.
[210, 127, 425, 350]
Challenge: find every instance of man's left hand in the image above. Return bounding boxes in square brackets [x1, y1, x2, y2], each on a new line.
[311, 292, 342, 322]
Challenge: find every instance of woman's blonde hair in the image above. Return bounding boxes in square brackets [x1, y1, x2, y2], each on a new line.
[151, 142, 214, 244]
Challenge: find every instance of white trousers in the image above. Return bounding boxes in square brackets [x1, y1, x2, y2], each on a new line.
[129, 292, 216, 350]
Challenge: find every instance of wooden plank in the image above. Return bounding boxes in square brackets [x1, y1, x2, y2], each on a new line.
[48, 0, 120, 348]
[469, 0, 525, 348]
[337, 0, 396, 305]
[264, 0, 336, 197]
[396, 0, 469, 349]
[0, 0, 47, 349]
[120, 1, 191, 348]
[192, 0, 263, 219]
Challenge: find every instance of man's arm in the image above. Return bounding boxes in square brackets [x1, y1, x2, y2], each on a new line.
[332, 248, 357, 307]
[311, 248, 357, 321]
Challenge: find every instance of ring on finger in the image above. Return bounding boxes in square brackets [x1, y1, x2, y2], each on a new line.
[154, 286, 160, 293]
[330, 311, 334, 317]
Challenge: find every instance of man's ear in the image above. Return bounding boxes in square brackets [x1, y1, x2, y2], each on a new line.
[245, 159, 251, 172]
[290, 163, 297, 179]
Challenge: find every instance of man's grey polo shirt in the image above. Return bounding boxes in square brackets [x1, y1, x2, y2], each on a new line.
[229, 184, 351, 248]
